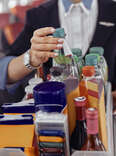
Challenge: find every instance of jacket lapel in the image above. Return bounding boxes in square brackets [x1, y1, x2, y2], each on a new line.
[90, 0, 116, 47]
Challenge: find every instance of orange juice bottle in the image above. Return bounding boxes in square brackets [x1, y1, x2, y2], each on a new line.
[79, 66, 95, 108]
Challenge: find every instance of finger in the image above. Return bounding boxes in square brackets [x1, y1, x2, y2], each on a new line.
[35, 51, 58, 59]
[43, 57, 49, 63]
[34, 27, 55, 37]
[31, 43, 63, 51]
[31, 36, 64, 44]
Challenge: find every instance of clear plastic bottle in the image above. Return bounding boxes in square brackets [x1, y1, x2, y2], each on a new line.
[85, 54, 104, 81]
[53, 28, 72, 66]
[89, 47, 108, 82]
[53, 28, 80, 134]
[72, 48, 84, 79]
[53, 28, 79, 77]
[53, 28, 79, 91]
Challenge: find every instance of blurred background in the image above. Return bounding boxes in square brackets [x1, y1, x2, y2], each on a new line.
[0, 0, 45, 57]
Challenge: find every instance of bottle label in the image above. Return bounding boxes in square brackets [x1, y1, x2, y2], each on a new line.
[87, 119, 98, 134]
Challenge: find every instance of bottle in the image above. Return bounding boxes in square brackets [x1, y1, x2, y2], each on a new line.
[53, 29, 79, 90]
[85, 54, 104, 81]
[53, 28, 78, 75]
[89, 47, 108, 82]
[72, 48, 84, 78]
[53, 28, 72, 66]
[81, 108, 106, 151]
[70, 96, 87, 151]
[79, 66, 95, 108]
[53, 28, 79, 135]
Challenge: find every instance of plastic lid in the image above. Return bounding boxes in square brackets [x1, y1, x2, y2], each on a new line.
[89, 47, 104, 56]
[72, 48, 82, 57]
[29, 77, 43, 85]
[53, 28, 66, 38]
[85, 54, 98, 66]
[82, 66, 95, 77]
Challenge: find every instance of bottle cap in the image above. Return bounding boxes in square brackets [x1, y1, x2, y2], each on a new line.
[74, 96, 86, 107]
[72, 48, 82, 57]
[53, 28, 66, 38]
[85, 54, 98, 66]
[82, 66, 95, 77]
[89, 47, 104, 56]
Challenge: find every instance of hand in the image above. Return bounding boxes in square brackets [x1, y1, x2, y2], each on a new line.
[30, 27, 64, 67]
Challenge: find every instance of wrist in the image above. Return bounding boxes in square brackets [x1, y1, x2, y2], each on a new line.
[24, 50, 41, 70]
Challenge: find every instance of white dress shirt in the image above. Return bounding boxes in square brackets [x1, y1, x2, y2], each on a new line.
[58, 0, 98, 56]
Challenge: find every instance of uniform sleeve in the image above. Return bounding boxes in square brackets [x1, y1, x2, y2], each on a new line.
[0, 56, 15, 89]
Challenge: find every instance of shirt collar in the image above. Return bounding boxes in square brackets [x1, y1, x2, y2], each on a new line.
[62, 0, 93, 12]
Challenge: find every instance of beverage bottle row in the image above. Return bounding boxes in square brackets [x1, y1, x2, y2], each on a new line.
[51, 28, 108, 86]
[51, 28, 107, 152]
[70, 96, 105, 152]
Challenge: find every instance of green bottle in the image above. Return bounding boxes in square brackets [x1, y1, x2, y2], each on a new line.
[53, 28, 72, 65]
[89, 47, 108, 82]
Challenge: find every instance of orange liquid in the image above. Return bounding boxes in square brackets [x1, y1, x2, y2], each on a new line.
[79, 80, 89, 108]
[66, 86, 79, 136]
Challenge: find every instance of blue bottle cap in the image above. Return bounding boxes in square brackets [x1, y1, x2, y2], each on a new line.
[53, 28, 66, 38]
[71, 48, 82, 57]
[85, 54, 98, 66]
[89, 47, 104, 56]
